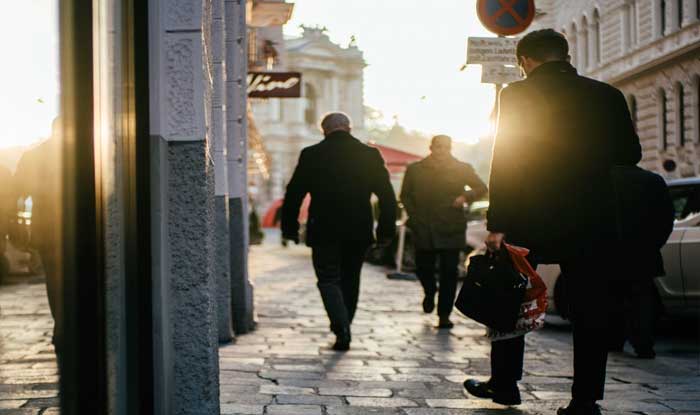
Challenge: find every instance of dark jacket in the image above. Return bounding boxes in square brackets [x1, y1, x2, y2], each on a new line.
[401, 155, 488, 250]
[612, 166, 675, 278]
[487, 61, 642, 262]
[281, 130, 397, 247]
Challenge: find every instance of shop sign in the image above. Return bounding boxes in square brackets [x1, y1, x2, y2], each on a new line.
[247, 72, 301, 98]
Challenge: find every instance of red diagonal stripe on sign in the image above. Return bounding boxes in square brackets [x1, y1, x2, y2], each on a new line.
[487, 0, 526, 25]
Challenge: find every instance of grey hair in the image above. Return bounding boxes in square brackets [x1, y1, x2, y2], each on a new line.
[320, 112, 352, 134]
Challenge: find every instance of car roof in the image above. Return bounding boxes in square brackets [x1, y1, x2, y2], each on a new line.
[667, 177, 700, 187]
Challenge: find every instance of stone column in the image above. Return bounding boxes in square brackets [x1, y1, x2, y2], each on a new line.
[225, 0, 255, 334]
[212, 0, 234, 344]
[148, 0, 220, 413]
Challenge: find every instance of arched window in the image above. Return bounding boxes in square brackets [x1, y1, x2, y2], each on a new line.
[676, 82, 686, 146]
[658, 88, 668, 150]
[628, 95, 638, 131]
[580, 16, 589, 69]
[304, 83, 317, 125]
[593, 9, 601, 64]
[661, 0, 667, 34]
[570, 23, 578, 67]
[624, 0, 638, 49]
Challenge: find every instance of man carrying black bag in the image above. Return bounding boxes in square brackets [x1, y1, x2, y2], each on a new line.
[471, 30, 643, 415]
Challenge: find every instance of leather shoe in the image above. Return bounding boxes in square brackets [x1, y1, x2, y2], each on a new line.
[422, 292, 435, 313]
[437, 317, 454, 329]
[332, 328, 351, 351]
[557, 401, 602, 415]
[463, 379, 521, 406]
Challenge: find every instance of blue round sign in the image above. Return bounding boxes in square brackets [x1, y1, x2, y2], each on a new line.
[477, 0, 536, 36]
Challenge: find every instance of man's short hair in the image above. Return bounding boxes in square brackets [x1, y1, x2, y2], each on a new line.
[320, 112, 352, 134]
[431, 135, 452, 146]
[516, 29, 569, 62]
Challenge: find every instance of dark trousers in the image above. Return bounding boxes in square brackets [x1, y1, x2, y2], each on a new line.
[608, 278, 660, 353]
[311, 243, 368, 334]
[561, 258, 615, 403]
[490, 335, 525, 388]
[415, 249, 459, 318]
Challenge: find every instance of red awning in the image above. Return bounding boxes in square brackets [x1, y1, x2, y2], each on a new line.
[371, 144, 422, 174]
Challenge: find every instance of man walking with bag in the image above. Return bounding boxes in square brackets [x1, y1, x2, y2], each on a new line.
[484, 30, 642, 414]
[400, 135, 487, 328]
[282, 112, 397, 351]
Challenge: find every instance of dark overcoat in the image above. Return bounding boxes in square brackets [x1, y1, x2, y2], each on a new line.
[281, 131, 397, 247]
[487, 61, 643, 262]
[401, 156, 487, 250]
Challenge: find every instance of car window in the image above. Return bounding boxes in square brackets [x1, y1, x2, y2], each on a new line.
[669, 185, 700, 220]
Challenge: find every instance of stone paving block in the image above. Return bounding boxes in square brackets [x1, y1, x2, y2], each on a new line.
[661, 401, 700, 411]
[275, 394, 344, 405]
[326, 372, 386, 381]
[220, 403, 264, 415]
[0, 402, 25, 410]
[259, 384, 315, 395]
[425, 398, 508, 409]
[219, 393, 273, 405]
[346, 397, 418, 407]
[387, 374, 441, 382]
[264, 404, 322, 415]
[326, 406, 401, 415]
[318, 387, 392, 397]
[0, 409, 41, 415]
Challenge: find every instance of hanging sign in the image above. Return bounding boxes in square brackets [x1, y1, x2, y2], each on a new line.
[247, 72, 302, 98]
[481, 65, 523, 84]
[476, 0, 536, 36]
[467, 37, 518, 65]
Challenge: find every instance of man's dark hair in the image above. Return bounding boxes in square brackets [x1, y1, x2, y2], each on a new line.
[516, 29, 569, 62]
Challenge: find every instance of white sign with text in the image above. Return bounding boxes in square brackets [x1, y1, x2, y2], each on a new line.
[481, 64, 523, 84]
[467, 37, 518, 66]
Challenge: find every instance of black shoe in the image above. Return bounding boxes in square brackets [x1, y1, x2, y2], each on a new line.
[332, 328, 351, 351]
[423, 292, 435, 313]
[557, 401, 602, 415]
[463, 379, 495, 399]
[437, 317, 454, 329]
[464, 379, 521, 406]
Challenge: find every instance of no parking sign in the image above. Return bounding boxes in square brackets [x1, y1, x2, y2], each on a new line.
[477, 0, 536, 36]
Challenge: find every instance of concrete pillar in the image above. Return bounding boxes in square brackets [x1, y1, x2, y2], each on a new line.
[212, 0, 234, 344]
[225, 0, 255, 334]
[148, 0, 220, 413]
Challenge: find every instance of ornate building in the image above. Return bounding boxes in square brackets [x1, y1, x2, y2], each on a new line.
[531, 0, 700, 178]
[249, 26, 366, 211]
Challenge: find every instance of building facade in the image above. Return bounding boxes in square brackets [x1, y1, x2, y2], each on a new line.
[249, 26, 366, 212]
[531, 0, 700, 178]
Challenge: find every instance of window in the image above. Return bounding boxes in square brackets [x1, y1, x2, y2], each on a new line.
[659, 88, 668, 150]
[669, 186, 700, 220]
[695, 75, 700, 143]
[581, 16, 589, 69]
[304, 83, 318, 125]
[676, 82, 686, 146]
[661, 0, 667, 35]
[570, 23, 578, 67]
[678, 0, 684, 27]
[629, 0, 638, 47]
[628, 95, 638, 131]
[593, 9, 601, 64]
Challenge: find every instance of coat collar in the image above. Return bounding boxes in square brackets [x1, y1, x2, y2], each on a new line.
[323, 130, 356, 142]
[527, 60, 577, 80]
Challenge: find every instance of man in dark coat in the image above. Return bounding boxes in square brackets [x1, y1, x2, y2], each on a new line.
[400, 135, 487, 328]
[469, 30, 642, 415]
[282, 112, 397, 351]
[608, 166, 674, 358]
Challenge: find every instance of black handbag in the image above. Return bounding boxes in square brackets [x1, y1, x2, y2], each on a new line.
[454, 251, 528, 332]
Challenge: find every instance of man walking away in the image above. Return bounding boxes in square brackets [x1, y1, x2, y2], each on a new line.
[400, 135, 487, 329]
[282, 112, 397, 351]
[481, 30, 642, 415]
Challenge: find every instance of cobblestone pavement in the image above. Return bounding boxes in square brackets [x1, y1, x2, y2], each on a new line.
[0, 275, 59, 415]
[220, 233, 700, 415]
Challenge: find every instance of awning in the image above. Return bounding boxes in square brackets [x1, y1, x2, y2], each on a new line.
[370, 144, 423, 174]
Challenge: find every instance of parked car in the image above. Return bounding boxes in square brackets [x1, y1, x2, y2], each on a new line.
[465, 178, 700, 318]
